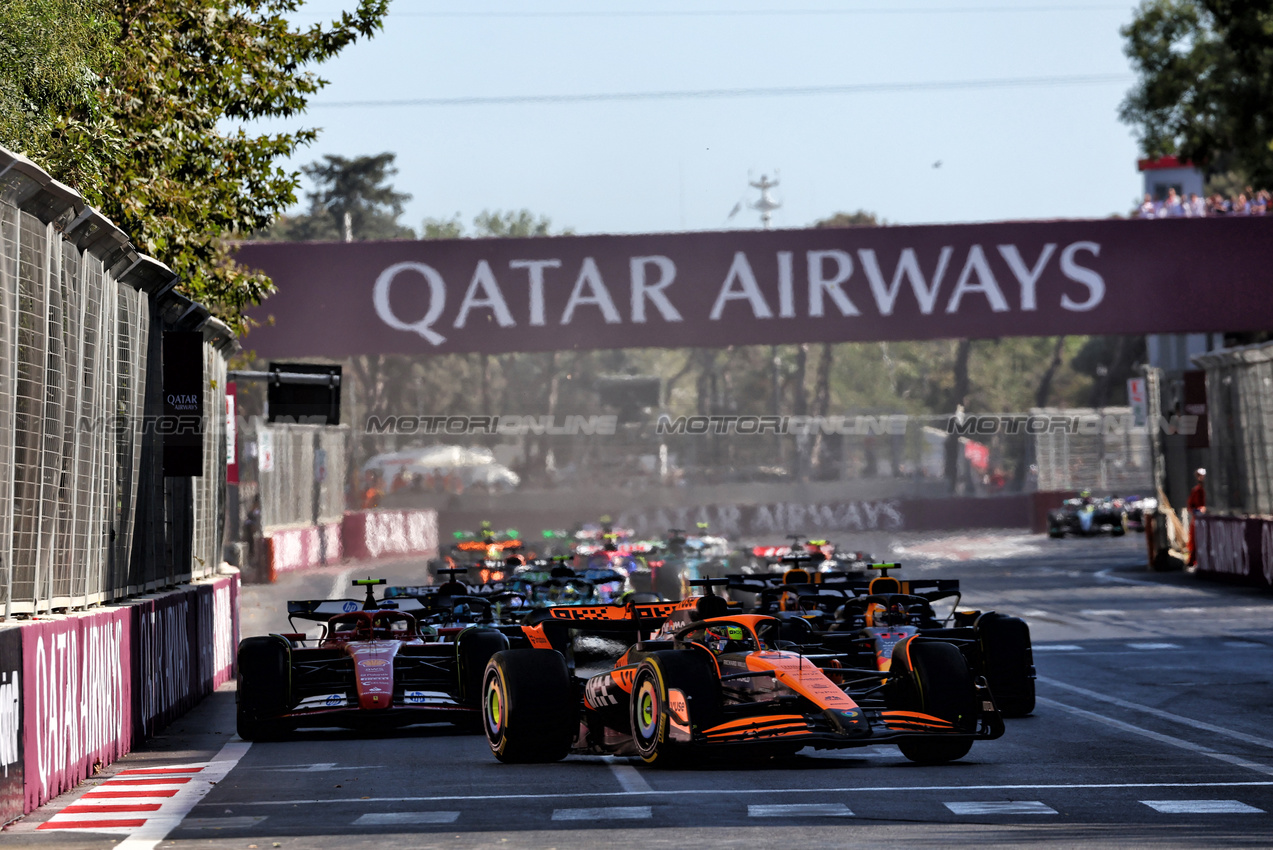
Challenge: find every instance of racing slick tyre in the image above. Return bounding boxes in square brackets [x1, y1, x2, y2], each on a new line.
[236, 635, 292, 742]
[888, 638, 977, 764]
[975, 612, 1036, 717]
[457, 628, 511, 706]
[630, 650, 723, 768]
[483, 650, 575, 763]
[1111, 513, 1128, 536]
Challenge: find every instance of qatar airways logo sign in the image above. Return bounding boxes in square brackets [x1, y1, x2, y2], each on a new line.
[371, 242, 1104, 346]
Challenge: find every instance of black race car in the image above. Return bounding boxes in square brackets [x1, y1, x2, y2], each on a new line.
[1047, 494, 1128, 538]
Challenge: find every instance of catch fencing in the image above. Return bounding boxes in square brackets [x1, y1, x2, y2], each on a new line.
[0, 146, 235, 616]
[1030, 406, 1154, 494]
[1196, 342, 1273, 516]
[236, 420, 348, 532]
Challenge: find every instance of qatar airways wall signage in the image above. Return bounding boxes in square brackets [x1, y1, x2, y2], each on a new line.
[235, 217, 1273, 356]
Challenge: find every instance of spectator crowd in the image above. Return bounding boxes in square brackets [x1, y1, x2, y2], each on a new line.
[1137, 186, 1273, 218]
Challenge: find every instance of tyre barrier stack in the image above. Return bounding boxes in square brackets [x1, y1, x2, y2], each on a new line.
[0, 571, 240, 825]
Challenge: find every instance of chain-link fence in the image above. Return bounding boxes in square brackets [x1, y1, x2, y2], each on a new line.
[242, 420, 349, 531]
[1196, 343, 1273, 515]
[0, 146, 235, 616]
[1029, 406, 1154, 493]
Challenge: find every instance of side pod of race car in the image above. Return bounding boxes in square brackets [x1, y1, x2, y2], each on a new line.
[481, 581, 1004, 767]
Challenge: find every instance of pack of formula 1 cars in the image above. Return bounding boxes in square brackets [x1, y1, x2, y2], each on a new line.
[1047, 491, 1135, 537]
[482, 571, 1010, 766]
[238, 529, 1033, 771]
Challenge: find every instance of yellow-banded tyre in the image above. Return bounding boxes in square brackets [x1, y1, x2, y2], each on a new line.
[630, 650, 721, 768]
[483, 650, 574, 763]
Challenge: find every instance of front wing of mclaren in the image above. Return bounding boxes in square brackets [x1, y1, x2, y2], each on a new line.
[665, 681, 1004, 750]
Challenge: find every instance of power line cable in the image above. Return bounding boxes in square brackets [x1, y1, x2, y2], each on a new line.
[311, 73, 1133, 109]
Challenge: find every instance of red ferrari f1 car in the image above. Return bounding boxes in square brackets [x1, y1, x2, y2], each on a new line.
[235, 579, 513, 740]
[482, 580, 1004, 766]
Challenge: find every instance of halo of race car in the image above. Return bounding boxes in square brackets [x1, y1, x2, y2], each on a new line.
[236, 518, 1035, 769]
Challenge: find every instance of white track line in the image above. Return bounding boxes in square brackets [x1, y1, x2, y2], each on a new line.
[1040, 677, 1273, 751]
[607, 761, 653, 793]
[210, 780, 1273, 807]
[114, 741, 251, 850]
[1094, 568, 1167, 588]
[1037, 697, 1273, 778]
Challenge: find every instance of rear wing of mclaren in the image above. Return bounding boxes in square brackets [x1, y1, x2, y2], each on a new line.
[521, 599, 689, 653]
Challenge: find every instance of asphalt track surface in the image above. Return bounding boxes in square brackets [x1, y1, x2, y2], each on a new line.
[8, 531, 1273, 849]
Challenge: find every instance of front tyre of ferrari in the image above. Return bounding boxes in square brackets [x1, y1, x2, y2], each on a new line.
[483, 650, 574, 763]
[236, 636, 292, 742]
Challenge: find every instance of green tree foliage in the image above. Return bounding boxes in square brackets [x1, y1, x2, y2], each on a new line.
[421, 213, 464, 239]
[814, 210, 885, 227]
[0, 0, 121, 191]
[264, 153, 415, 241]
[473, 209, 558, 238]
[419, 208, 569, 239]
[0, 0, 390, 333]
[1120, 0, 1273, 182]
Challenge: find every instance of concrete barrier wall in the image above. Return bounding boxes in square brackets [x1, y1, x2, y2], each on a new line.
[264, 521, 343, 581]
[258, 511, 439, 582]
[0, 572, 239, 823]
[1195, 514, 1273, 590]
[342, 509, 439, 562]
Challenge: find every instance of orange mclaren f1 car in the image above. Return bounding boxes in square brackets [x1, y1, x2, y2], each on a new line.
[482, 580, 1004, 766]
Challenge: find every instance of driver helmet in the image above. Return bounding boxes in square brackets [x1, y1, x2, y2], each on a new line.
[710, 624, 746, 653]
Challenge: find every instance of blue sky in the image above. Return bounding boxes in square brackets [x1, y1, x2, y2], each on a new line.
[265, 1, 1145, 234]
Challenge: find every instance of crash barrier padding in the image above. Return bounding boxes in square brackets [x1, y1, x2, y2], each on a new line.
[0, 572, 239, 823]
[439, 494, 1051, 543]
[264, 521, 343, 582]
[1194, 514, 1273, 590]
[341, 509, 439, 563]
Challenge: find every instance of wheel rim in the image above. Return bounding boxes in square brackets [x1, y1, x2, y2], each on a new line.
[484, 675, 503, 736]
[636, 679, 658, 739]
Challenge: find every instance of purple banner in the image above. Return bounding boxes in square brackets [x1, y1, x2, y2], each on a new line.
[1195, 514, 1273, 590]
[235, 217, 1273, 357]
[22, 609, 132, 813]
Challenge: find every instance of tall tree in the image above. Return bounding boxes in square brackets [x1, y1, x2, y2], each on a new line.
[0, 0, 390, 332]
[1121, 0, 1273, 182]
[264, 153, 415, 241]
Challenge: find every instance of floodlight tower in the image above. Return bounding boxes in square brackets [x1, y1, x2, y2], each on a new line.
[750, 173, 781, 229]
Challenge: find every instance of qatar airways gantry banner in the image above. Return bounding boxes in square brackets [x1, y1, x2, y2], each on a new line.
[235, 217, 1273, 357]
